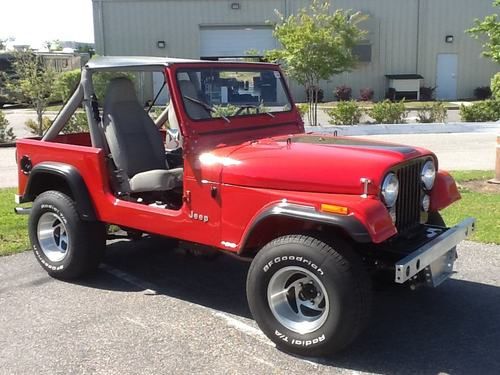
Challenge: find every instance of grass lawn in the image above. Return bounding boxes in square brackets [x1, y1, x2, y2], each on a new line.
[0, 188, 29, 256]
[441, 170, 499, 245]
[45, 104, 64, 112]
[0, 170, 497, 256]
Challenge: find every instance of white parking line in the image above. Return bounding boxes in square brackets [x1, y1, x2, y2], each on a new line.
[101, 263, 274, 345]
[212, 311, 274, 346]
[100, 264, 158, 295]
[124, 316, 149, 329]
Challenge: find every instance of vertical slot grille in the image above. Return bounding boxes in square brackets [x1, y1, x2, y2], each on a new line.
[395, 160, 424, 233]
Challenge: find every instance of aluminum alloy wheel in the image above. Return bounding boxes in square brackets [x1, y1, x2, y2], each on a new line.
[37, 212, 70, 262]
[267, 266, 329, 334]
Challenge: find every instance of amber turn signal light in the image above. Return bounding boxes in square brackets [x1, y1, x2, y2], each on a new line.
[320, 204, 349, 215]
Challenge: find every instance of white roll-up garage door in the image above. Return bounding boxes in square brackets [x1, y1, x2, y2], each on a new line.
[200, 27, 277, 58]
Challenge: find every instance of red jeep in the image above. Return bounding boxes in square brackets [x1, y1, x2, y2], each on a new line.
[15, 57, 475, 356]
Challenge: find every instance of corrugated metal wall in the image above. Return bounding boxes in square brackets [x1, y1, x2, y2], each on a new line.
[93, 0, 498, 102]
[417, 0, 498, 100]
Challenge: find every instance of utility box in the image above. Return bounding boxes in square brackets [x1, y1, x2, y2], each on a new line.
[385, 74, 423, 100]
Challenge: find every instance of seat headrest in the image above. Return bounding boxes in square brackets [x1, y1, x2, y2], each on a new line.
[104, 77, 137, 105]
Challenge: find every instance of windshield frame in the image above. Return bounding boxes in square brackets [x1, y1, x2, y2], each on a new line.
[174, 64, 294, 123]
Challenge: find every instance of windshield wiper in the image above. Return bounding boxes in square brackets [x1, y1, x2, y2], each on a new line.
[236, 104, 275, 118]
[183, 95, 230, 123]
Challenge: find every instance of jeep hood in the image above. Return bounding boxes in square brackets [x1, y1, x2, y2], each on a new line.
[213, 134, 434, 195]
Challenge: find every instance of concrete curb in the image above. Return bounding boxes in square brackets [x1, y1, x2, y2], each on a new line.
[3, 110, 63, 115]
[305, 122, 500, 136]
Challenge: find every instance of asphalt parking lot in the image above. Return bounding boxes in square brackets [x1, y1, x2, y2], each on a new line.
[1, 238, 499, 375]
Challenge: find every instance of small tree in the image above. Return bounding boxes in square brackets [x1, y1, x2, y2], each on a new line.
[0, 70, 7, 104]
[52, 40, 63, 51]
[266, 1, 366, 125]
[55, 68, 135, 105]
[467, 0, 500, 64]
[55, 69, 81, 102]
[0, 37, 13, 51]
[0, 110, 15, 143]
[8, 52, 57, 135]
[76, 44, 95, 57]
[43, 40, 63, 52]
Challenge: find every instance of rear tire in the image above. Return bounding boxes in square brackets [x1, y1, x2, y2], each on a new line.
[247, 235, 371, 356]
[29, 190, 106, 279]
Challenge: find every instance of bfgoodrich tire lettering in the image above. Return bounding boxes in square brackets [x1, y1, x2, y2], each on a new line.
[29, 190, 105, 279]
[247, 235, 372, 356]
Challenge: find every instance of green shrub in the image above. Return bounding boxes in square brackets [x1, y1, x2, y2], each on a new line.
[369, 100, 407, 124]
[65, 112, 89, 133]
[460, 100, 500, 122]
[326, 101, 363, 125]
[417, 102, 448, 123]
[212, 104, 239, 118]
[54, 69, 135, 104]
[55, 69, 81, 102]
[25, 113, 91, 135]
[491, 72, 500, 100]
[148, 106, 167, 121]
[93, 71, 136, 104]
[25, 117, 52, 135]
[0, 110, 15, 142]
[296, 103, 309, 118]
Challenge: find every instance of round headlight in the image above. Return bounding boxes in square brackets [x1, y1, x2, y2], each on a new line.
[421, 160, 436, 190]
[381, 173, 399, 208]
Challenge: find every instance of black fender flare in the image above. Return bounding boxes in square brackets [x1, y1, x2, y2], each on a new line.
[22, 162, 97, 221]
[239, 202, 372, 253]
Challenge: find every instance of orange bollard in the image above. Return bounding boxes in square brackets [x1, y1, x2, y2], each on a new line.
[489, 135, 500, 184]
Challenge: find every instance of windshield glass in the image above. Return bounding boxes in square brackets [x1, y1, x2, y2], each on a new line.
[176, 68, 291, 121]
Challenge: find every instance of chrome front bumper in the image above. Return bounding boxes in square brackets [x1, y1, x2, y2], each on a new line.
[395, 217, 476, 286]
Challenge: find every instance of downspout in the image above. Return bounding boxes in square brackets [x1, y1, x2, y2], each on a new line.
[95, 0, 106, 55]
[415, 0, 421, 73]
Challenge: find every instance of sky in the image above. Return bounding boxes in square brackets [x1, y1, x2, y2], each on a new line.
[0, 0, 94, 48]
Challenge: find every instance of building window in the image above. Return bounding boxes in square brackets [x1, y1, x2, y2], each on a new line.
[353, 44, 372, 63]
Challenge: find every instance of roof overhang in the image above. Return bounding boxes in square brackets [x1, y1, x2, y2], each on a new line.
[385, 74, 424, 80]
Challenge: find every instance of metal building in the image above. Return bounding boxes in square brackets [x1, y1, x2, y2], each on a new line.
[92, 0, 499, 102]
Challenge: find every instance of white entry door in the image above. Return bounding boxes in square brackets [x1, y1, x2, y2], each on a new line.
[436, 54, 458, 100]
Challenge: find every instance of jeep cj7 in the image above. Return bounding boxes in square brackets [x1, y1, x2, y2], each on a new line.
[15, 57, 475, 356]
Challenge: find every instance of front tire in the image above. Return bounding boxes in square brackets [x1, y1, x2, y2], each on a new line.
[247, 235, 371, 356]
[29, 190, 106, 279]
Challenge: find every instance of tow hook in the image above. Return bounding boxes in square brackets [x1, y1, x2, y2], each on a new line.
[14, 207, 31, 215]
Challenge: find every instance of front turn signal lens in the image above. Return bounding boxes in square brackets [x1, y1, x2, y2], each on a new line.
[320, 204, 349, 215]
